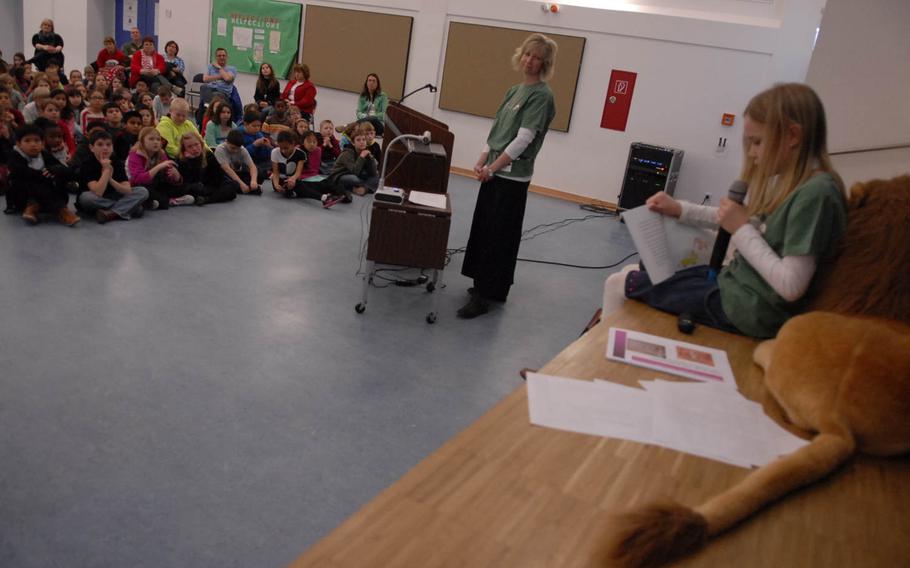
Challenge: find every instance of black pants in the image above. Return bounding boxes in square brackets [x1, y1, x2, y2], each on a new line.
[146, 179, 187, 210]
[184, 182, 236, 204]
[291, 179, 329, 201]
[8, 180, 69, 213]
[224, 171, 255, 194]
[461, 176, 530, 302]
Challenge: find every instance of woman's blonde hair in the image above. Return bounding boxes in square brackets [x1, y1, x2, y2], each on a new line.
[511, 33, 558, 81]
[741, 83, 843, 216]
[178, 131, 207, 167]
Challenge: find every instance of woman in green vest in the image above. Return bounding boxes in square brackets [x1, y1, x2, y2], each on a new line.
[458, 33, 558, 319]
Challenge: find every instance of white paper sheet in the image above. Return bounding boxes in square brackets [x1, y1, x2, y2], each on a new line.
[269, 30, 281, 53]
[527, 373, 809, 469]
[621, 205, 715, 284]
[217, 18, 228, 37]
[408, 190, 447, 209]
[233, 26, 253, 49]
[527, 373, 652, 444]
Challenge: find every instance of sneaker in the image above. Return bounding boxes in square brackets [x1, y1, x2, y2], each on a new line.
[130, 205, 144, 218]
[4, 205, 18, 215]
[250, 188, 263, 196]
[148, 199, 160, 210]
[194, 196, 206, 206]
[95, 209, 120, 224]
[342, 191, 353, 204]
[282, 188, 295, 199]
[57, 207, 80, 226]
[456, 296, 490, 319]
[171, 195, 195, 206]
[321, 194, 343, 209]
[21, 202, 39, 224]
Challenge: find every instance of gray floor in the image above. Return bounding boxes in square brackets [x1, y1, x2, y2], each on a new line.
[0, 174, 636, 568]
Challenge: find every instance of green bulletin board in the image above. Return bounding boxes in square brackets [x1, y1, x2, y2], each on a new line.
[210, 0, 301, 77]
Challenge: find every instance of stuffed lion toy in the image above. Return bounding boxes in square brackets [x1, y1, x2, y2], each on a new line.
[604, 174, 910, 567]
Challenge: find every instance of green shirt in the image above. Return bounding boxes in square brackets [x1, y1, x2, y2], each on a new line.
[719, 172, 847, 338]
[356, 92, 388, 121]
[486, 81, 556, 180]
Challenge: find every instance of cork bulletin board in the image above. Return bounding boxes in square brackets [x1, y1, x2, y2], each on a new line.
[300, 5, 413, 100]
[439, 22, 586, 132]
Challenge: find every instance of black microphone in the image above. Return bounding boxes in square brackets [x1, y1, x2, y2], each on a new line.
[399, 83, 438, 103]
[707, 180, 748, 280]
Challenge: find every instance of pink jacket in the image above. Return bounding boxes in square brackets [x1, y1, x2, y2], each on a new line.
[301, 146, 321, 178]
[127, 150, 181, 186]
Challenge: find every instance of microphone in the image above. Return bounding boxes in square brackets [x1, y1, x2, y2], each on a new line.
[707, 180, 748, 281]
[399, 83, 438, 103]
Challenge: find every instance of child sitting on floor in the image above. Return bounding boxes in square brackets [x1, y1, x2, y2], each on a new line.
[214, 129, 260, 195]
[239, 110, 273, 182]
[7, 123, 78, 225]
[76, 129, 148, 223]
[317, 119, 340, 175]
[127, 126, 190, 209]
[327, 126, 379, 202]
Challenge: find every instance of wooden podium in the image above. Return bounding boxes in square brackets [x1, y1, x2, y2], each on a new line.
[356, 103, 455, 323]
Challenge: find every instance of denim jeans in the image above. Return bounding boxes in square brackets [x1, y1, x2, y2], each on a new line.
[625, 264, 741, 334]
[77, 186, 149, 219]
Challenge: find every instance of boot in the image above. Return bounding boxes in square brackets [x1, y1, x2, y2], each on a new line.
[57, 207, 81, 226]
[21, 202, 40, 224]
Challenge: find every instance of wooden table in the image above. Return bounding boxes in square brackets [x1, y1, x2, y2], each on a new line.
[291, 302, 910, 567]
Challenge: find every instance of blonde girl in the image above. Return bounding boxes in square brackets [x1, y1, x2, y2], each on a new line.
[604, 83, 847, 339]
[126, 126, 189, 209]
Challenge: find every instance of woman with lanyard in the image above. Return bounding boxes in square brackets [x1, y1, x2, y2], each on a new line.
[458, 33, 558, 319]
[30, 19, 64, 72]
[355, 73, 387, 136]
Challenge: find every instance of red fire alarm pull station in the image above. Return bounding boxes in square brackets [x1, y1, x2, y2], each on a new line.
[722, 113, 735, 126]
[600, 70, 637, 132]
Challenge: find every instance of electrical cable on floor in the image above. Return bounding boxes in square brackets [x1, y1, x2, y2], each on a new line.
[446, 203, 633, 270]
[516, 250, 638, 269]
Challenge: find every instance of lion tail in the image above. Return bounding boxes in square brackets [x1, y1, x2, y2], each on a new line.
[602, 429, 855, 567]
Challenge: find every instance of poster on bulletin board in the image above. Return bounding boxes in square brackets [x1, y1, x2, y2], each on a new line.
[209, 0, 301, 77]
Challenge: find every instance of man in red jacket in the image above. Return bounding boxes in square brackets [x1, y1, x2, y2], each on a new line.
[130, 37, 171, 93]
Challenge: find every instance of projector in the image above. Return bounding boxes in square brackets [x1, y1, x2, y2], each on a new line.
[375, 186, 405, 204]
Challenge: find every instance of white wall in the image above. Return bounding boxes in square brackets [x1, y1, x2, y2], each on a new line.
[0, 0, 23, 65]
[158, 0, 828, 205]
[22, 0, 91, 71]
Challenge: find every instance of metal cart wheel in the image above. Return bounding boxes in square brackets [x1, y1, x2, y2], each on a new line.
[426, 312, 437, 324]
[355, 303, 366, 314]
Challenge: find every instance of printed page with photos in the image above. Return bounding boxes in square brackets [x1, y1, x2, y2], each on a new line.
[606, 327, 736, 386]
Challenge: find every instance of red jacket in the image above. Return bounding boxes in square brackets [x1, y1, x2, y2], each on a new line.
[281, 80, 317, 115]
[96, 48, 127, 71]
[129, 51, 167, 87]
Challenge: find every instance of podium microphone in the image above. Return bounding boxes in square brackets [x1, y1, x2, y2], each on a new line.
[707, 180, 748, 281]
[399, 83, 438, 103]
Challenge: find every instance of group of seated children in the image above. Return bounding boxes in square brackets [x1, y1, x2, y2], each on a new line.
[1, 53, 386, 225]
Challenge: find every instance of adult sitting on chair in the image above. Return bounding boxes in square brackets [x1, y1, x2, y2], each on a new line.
[129, 37, 171, 93]
[201, 48, 242, 124]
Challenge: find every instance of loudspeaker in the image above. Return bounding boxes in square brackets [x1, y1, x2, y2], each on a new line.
[617, 143, 684, 210]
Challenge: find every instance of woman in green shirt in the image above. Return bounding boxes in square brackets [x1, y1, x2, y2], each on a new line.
[458, 33, 558, 319]
[355, 73, 388, 136]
